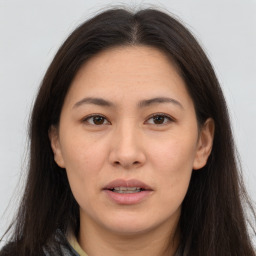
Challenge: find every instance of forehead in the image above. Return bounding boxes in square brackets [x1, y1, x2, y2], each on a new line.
[74, 45, 180, 85]
[64, 45, 192, 108]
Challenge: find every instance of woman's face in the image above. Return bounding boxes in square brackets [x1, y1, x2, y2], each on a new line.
[50, 46, 213, 237]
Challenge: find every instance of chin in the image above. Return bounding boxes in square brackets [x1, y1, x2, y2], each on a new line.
[106, 223, 155, 236]
[100, 213, 164, 236]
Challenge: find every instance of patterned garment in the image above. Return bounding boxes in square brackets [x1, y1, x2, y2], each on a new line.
[45, 230, 183, 256]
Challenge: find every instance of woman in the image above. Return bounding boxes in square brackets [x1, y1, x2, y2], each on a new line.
[0, 7, 255, 256]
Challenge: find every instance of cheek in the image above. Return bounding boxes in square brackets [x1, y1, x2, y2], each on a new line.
[61, 130, 108, 171]
[149, 133, 197, 172]
[60, 133, 109, 200]
[148, 133, 197, 198]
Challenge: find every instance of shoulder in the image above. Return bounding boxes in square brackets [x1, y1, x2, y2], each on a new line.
[0, 230, 77, 256]
[0, 243, 21, 256]
[0, 242, 45, 256]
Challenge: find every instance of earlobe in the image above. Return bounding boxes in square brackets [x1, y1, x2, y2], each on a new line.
[48, 125, 65, 168]
[193, 118, 215, 170]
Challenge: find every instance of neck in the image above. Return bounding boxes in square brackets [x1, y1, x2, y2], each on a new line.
[78, 215, 180, 256]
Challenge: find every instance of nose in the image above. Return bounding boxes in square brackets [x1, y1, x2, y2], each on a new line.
[109, 122, 146, 169]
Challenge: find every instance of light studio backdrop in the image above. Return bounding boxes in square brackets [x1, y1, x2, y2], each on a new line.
[0, 0, 255, 244]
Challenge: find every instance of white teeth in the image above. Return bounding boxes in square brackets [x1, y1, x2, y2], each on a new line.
[112, 187, 141, 193]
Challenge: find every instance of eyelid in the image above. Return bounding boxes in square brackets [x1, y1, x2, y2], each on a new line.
[145, 113, 175, 125]
[82, 114, 111, 125]
[81, 113, 175, 126]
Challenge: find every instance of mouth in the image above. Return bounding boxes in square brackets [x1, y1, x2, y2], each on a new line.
[103, 179, 153, 204]
[107, 187, 147, 193]
[103, 179, 153, 193]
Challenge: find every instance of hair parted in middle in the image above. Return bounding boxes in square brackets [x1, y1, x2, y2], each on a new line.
[4, 7, 255, 256]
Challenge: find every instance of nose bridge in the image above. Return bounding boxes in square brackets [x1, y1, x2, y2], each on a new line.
[109, 118, 145, 168]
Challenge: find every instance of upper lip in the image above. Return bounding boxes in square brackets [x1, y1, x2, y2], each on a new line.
[103, 179, 153, 190]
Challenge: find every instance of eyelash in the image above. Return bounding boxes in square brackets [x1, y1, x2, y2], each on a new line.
[82, 114, 110, 126]
[146, 113, 174, 125]
[82, 113, 175, 126]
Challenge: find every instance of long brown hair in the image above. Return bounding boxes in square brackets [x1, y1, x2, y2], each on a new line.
[1, 7, 255, 256]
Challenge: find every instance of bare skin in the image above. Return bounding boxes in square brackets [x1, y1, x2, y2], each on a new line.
[49, 46, 214, 256]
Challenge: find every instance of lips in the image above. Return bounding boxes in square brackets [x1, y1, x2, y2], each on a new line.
[103, 179, 153, 205]
[103, 179, 153, 192]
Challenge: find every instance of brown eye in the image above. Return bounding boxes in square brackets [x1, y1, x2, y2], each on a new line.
[146, 114, 173, 125]
[84, 115, 109, 125]
[93, 116, 105, 125]
[153, 115, 165, 124]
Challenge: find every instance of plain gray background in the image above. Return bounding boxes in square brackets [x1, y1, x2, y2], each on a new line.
[0, 0, 255, 244]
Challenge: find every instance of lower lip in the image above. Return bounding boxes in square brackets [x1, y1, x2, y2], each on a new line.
[104, 190, 152, 205]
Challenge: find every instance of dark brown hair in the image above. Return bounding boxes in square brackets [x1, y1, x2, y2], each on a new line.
[1, 7, 255, 256]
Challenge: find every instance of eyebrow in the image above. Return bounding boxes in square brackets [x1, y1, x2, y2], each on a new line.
[138, 97, 184, 109]
[73, 97, 114, 109]
[73, 96, 183, 109]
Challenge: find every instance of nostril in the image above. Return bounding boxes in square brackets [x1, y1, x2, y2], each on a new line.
[113, 160, 141, 168]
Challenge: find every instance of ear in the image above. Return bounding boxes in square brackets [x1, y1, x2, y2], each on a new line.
[48, 125, 65, 168]
[193, 118, 215, 170]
